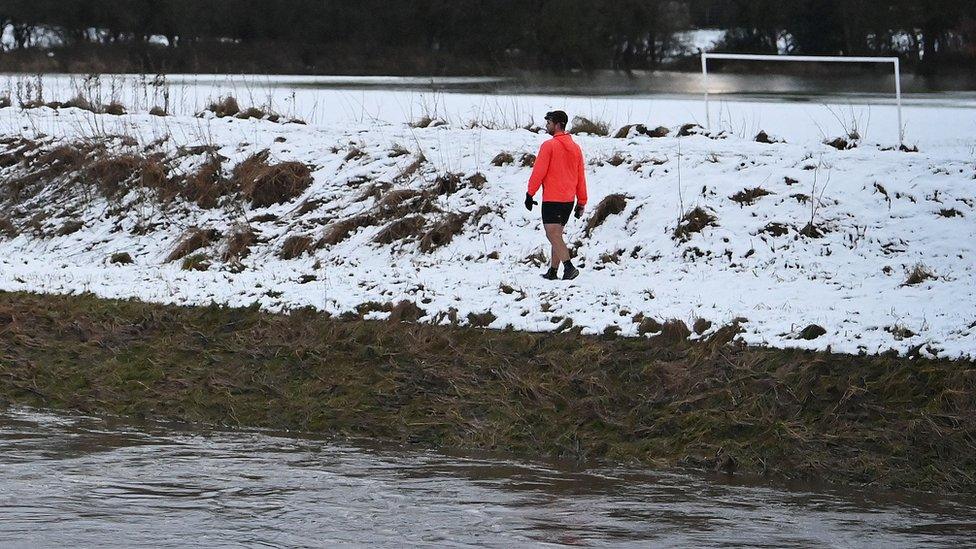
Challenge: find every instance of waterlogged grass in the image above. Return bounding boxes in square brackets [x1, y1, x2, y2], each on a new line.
[0, 290, 974, 491]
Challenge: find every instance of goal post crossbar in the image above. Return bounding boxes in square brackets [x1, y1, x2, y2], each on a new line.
[700, 52, 903, 145]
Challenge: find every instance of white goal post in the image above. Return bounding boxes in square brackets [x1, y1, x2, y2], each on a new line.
[700, 53, 903, 146]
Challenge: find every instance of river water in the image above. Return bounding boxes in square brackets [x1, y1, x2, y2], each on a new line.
[0, 407, 974, 548]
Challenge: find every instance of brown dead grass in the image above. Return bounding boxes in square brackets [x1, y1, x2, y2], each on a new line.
[614, 124, 668, 139]
[166, 228, 219, 263]
[656, 319, 692, 343]
[389, 144, 410, 158]
[825, 137, 854, 150]
[799, 222, 824, 238]
[0, 217, 17, 239]
[375, 189, 439, 219]
[466, 173, 487, 190]
[109, 252, 133, 265]
[2, 141, 104, 202]
[491, 152, 515, 166]
[674, 207, 717, 241]
[410, 116, 446, 128]
[103, 101, 127, 116]
[569, 116, 609, 136]
[278, 235, 316, 260]
[647, 126, 670, 137]
[693, 318, 713, 335]
[585, 194, 627, 236]
[432, 173, 462, 196]
[236, 107, 281, 122]
[180, 253, 210, 271]
[613, 124, 641, 138]
[376, 188, 423, 211]
[139, 156, 167, 189]
[207, 96, 240, 118]
[232, 150, 313, 208]
[754, 130, 777, 143]
[81, 154, 145, 198]
[904, 263, 936, 286]
[0, 138, 39, 169]
[637, 317, 662, 335]
[396, 153, 427, 182]
[798, 324, 827, 340]
[343, 147, 365, 162]
[467, 310, 497, 327]
[62, 94, 96, 112]
[677, 123, 704, 137]
[222, 228, 256, 262]
[36, 144, 92, 177]
[730, 187, 772, 206]
[761, 222, 790, 237]
[419, 213, 469, 253]
[179, 156, 229, 208]
[374, 216, 427, 244]
[295, 198, 325, 216]
[319, 215, 375, 246]
[56, 220, 84, 236]
[388, 300, 426, 322]
[356, 182, 393, 202]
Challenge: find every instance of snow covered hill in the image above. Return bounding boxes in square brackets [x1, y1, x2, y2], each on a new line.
[0, 104, 974, 358]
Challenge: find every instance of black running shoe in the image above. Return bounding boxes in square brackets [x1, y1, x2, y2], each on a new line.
[541, 269, 559, 280]
[562, 265, 580, 280]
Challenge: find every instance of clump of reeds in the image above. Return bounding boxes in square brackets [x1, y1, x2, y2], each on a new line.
[903, 263, 936, 286]
[319, 215, 375, 246]
[109, 252, 133, 265]
[181, 253, 210, 271]
[569, 116, 609, 136]
[222, 228, 256, 263]
[278, 235, 317, 260]
[374, 216, 427, 244]
[166, 228, 219, 263]
[674, 207, 717, 241]
[232, 150, 313, 208]
[491, 152, 515, 166]
[206, 96, 240, 118]
[584, 194, 627, 236]
[730, 187, 772, 206]
[419, 213, 469, 252]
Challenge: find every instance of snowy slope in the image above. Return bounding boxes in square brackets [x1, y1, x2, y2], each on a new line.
[0, 105, 974, 358]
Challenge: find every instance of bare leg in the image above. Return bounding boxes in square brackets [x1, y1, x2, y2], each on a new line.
[544, 223, 570, 268]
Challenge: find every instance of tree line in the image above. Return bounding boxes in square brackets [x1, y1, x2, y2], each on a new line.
[1, 0, 973, 74]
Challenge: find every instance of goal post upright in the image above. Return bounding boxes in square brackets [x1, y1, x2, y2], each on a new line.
[700, 52, 904, 146]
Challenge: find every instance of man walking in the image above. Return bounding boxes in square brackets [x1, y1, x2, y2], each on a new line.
[525, 110, 587, 280]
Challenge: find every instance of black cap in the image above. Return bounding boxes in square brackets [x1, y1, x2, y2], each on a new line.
[544, 110, 568, 127]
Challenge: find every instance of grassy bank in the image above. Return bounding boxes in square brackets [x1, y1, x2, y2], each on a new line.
[1, 290, 973, 492]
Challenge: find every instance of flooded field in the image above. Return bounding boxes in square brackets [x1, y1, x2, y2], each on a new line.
[1, 407, 974, 547]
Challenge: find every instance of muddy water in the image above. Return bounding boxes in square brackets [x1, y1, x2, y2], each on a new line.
[1, 407, 973, 548]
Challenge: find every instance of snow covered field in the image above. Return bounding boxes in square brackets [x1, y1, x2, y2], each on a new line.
[0, 80, 974, 358]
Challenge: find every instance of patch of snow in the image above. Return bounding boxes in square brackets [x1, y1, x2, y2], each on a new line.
[0, 98, 974, 359]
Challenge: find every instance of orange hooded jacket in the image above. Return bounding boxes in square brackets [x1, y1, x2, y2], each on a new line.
[526, 132, 587, 205]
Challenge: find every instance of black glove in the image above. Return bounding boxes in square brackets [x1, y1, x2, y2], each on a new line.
[574, 203, 584, 219]
[525, 193, 538, 211]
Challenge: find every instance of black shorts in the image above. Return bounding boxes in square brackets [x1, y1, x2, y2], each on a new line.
[541, 201, 574, 225]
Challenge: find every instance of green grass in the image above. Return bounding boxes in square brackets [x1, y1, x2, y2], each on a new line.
[0, 290, 973, 492]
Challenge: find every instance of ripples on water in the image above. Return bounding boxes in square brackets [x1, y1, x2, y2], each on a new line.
[0, 407, 973, 548]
